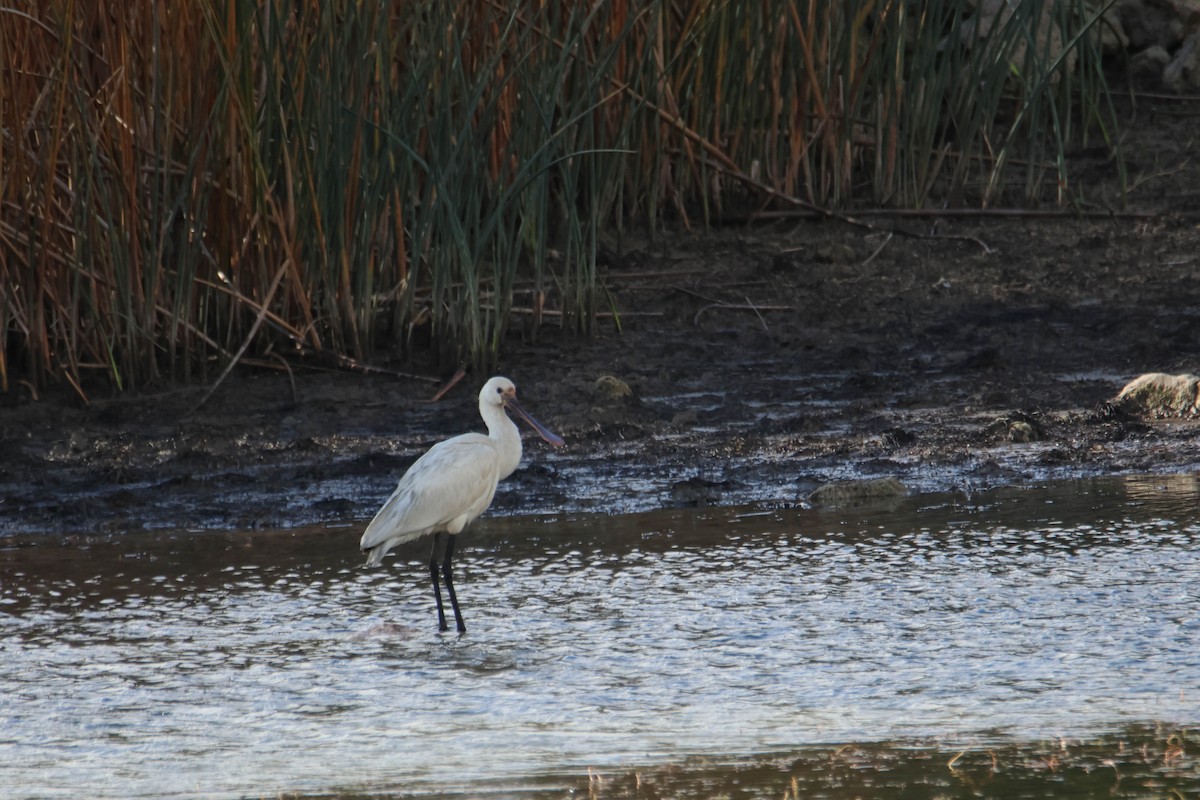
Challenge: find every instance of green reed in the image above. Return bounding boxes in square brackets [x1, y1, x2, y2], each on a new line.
[0, 1, 1117, 398]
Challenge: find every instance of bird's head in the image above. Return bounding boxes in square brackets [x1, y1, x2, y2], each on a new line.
[479, 376, 564, 447]
[481, 376, 517, 407]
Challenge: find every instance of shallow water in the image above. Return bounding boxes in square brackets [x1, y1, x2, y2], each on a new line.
[2, 475, 1199, 798]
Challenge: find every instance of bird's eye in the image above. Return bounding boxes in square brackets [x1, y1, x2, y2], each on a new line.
[496, 387, 503, 394]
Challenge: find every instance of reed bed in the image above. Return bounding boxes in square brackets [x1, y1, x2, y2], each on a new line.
[1, 0, 1116, 398]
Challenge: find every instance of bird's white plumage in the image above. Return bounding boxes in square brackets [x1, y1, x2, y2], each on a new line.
[360, 434, 503, 565]
[359, 376, 552, 567]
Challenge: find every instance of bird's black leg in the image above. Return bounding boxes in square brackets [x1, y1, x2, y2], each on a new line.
[430, 534, 449, 632]
[441, 534, 466, 633]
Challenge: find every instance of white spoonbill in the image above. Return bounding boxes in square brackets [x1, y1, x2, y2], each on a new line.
[359, 376, 565, 632]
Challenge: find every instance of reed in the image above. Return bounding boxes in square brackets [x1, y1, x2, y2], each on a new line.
[0, 1, 1117, 397]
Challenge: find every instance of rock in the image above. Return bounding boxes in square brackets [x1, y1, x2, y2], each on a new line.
[670, 477, 735, 508]
[957, 0, 1075, 87]
[1099, 7, 1131, 53]
[592, 375, 633, 403]
[1112, 372, 1200, 418]
[814, 243, 857, 263]
[1008, 420, 1038, 443]
[1113, 0, 1189, 50]
[1132, 45, 1172, 77]
[984, 413, 1042, 443]
[671, 409, 700, 427]
[807, 477, 907, 508]
[1163, 30, 1200, 91]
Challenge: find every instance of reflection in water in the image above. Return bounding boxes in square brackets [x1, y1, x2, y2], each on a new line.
[1, 477, 1199, 798]
[1123, 472, 1200, 502]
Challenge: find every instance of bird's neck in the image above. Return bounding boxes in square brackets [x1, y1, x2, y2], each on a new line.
[483, 404, 523, 479]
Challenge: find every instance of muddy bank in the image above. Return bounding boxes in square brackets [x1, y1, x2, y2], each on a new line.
[4, 216, 1199, 538]
[3, 91, 1200, 538]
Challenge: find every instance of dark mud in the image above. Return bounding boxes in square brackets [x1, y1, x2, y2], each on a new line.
[3, 90, 1200, 538]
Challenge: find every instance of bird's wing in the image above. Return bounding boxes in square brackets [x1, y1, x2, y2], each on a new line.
[359, 435, 500, 551]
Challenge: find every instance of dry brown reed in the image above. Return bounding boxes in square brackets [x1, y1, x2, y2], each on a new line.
[0, 1, 1116, 398]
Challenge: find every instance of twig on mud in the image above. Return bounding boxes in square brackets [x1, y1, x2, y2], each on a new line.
[601, 268, 711, 283]
[295, 351, 440, 382]
[667, 147, 988, 254]
[193, 276, 309, 345]
[672, 284, 783, 330]
[430, 368, 467, 403]
[860, 232, 894, 268]
[502, 306, 663, 319]
[909, 226, 993, 254]
[744, 296, 770, 333]
[61, 368, 90, 407]
[1128, 158, 1192, 195]
[189, 271, 436, 414]
[408, 269, 708, 297]
[670, 284, 727, 305]
[751, 207, 1158, 221]
[189, 254, 292, 416]
[694, 302, 792, 327]
[1128, 89, 1200, 102]
[861, 225, 995, 254]
[269, 350, 298, 404]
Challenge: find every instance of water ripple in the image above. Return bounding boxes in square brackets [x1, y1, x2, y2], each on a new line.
[1, 476, 1199, 798]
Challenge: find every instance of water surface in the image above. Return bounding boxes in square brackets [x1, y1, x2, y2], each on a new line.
[2, 475, 1199, 798]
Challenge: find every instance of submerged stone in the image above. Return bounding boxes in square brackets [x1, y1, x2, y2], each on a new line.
[1112, 372, 1200, 418]
[807, 477, 907, 508]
